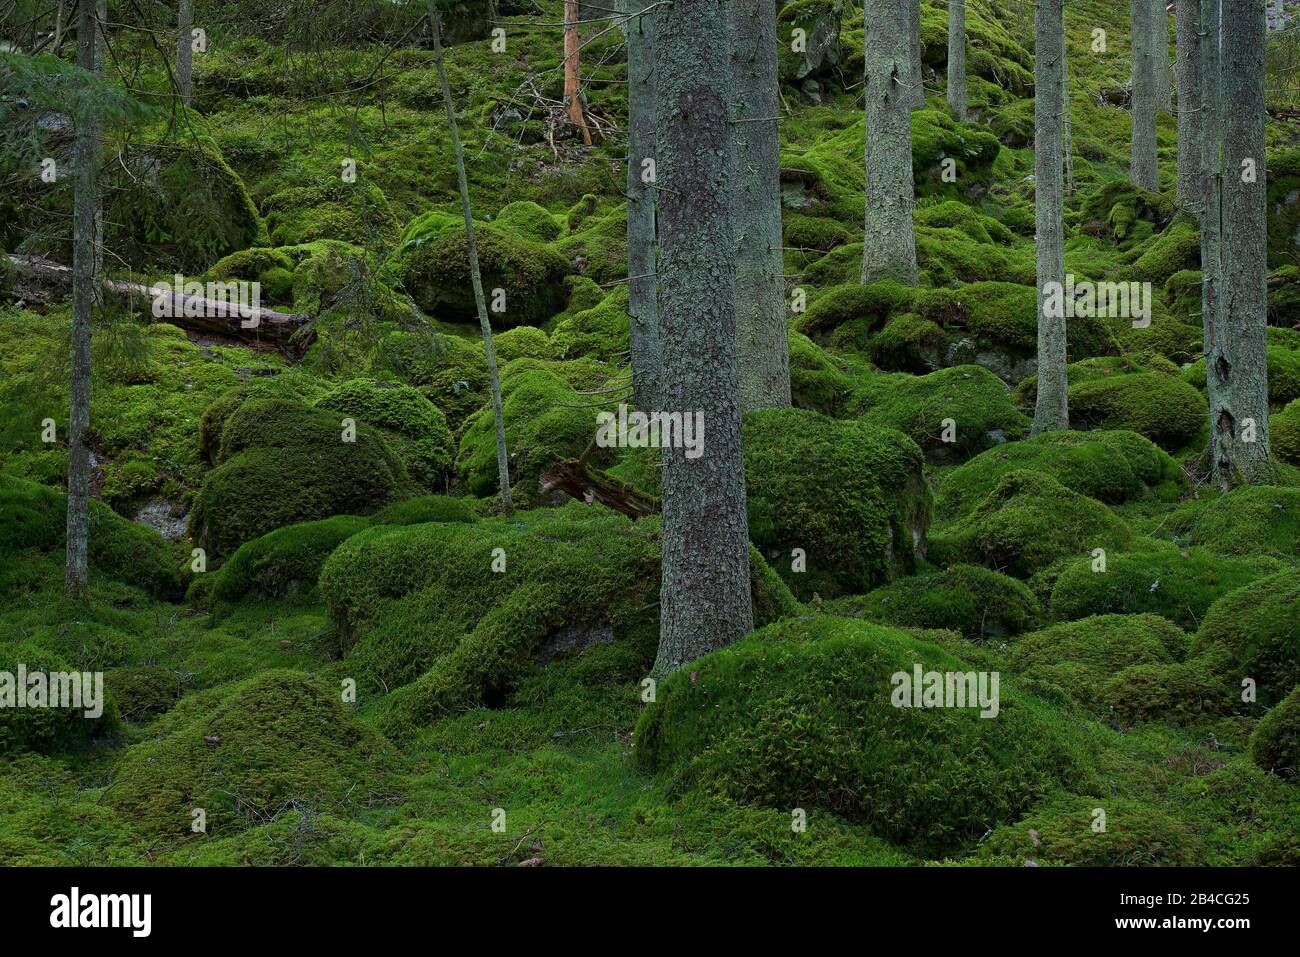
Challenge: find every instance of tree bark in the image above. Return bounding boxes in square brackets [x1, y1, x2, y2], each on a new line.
[625, 0, 661, 413]
[1175, 0, 1202, 214]
[652, 0, 754, 674]
[66, 0, 102, 595]
[1033, 0, 1069, 435]
[731, 0, 791, 413]
[1131, 0, 1160, 189]
[1221, 0, 1273, 482]
[1064, 58, 1075, 194]
[1155, 4, 1173, 113]
[862, 0, 919, 286]
[564, 0, 592, 145]
[947, 0, 967, 120]
[178, 0, 194, 106]
[1201, 0, 1233, 487]
[429, 4, 513, 515]
[908, 0, 925, 109]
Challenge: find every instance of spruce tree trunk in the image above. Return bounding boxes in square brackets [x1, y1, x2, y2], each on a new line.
[178, 0, 194, 106]
[625, 0, 661, 412]
[1221, 0, 1273, 482]
[66, 0, 102, 595]
[1175, 0, 1202, 214]
[1131, 0, 1160, 189]
[1201, 0, 1233, 487]
[652, 0, 754, 674]
[429, 5, 513, 515]
[1033, 0, 1069, 435]
[862, 1, 919, 286]
[947, 0, 966, 120]
[1155, 5, 1173, 113]
[1064, 59, 1075, 194]
[731, 0, 791, 413]
[908, 0, 926, 109]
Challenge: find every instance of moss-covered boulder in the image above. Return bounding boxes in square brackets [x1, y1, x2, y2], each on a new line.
[370, 495, 478, 526]
[841, 564, 1040, 640]
[1160, 486, 1300, 560]
[392, 216, 570, 327]
[743, 408, 932, 600]
[849, 365, 1029, 463]
[107, 666, 183, 724]
[107, 670, 398, 837]
[1066, 372, 1204, 451]
[932, 470, 1133, 578]
[0, 641, 118, 754]
[1273, 398, 1300, 466]
[937, 429, 1183, 520]
[1193, 569, 1300, 706]
[788, 331, 856, 414]
[190, 397, 413, 558]
[633, 615, 1096, 858]
[209, 515, 371, 609]
[548, 286, 630, 361]
[313, 378, 454, 490]
[1251, 686, 1300, 779]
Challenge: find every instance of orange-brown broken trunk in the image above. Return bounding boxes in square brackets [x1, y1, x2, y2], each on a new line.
[564, 0, 593, 145]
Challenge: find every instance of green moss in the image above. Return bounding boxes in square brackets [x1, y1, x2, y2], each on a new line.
[549, 286, 630, 361]
[209, 514, 371, 609]
[1159, 486, 1300, 560]
[1100, 653, 1236, 726]
[1193, 569, 1300, 706]
[1067, 372, 1204, 451]
[107, 670, 399, 837]
[838, 564, 1040, 640]
[784, 213, 855, 254]
[794, 280, 912, 338]
[554, 204, 628, 286]
[261, 178, 401, 247]
[191, 397, 413, 558]
[387, 331, 490, 432]
[492, 200, 563, 243]
[1273, 398, 1300, 466]
[849, 365, 1030, 463]
[107, 665, 183, 723]
[788, 331, 856, 414]
[937, 429, 1184, 520]
[634, 615, 1097, 858]
[313, 378, 454, 489]
[1252, 686, 1300, 779]
[493, 325, 555, 364]
[371, 495, 478, 526]
[932, 470, 1133, 578]
[1121, 217, 1201, 285]
[0, 642, 118, 754]
[863, 312, 948, 372]
[1182, 344, 1300, 408]
[953, 281, 1118, 367]
[743, 408, 932, 599]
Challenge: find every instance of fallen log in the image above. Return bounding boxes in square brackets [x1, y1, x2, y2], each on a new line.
[5, 254, 316, 359]
[540, 444, 660, 520]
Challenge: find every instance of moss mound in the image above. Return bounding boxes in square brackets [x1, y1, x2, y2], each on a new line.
[313, 378, 454, 490]
[849, 365, 1029, 463]
[742, 408, 932, 600]
[1273, 398, 1300, 466]
[1066, 372, 1204, 451]
[107, 666, 183, 724]
[0, 642, 118, 754]
[1251, 686, 1300, 779]
[209, 515, 371, 609]
[932, 470, 1133, 578]
[1160, 486, 1300, 560]
[842, 564, 1040, 640]
[936, 429, 1183, 520]
[190, 397, 412, 558]
[107, 670, 398, 837]
[370, 495, 478, 526]
[633, 615, 1096, 858]
[1193, 569, 1300, 706]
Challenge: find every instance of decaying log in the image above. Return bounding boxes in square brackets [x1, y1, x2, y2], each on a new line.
[5, 254, 316, 359]
[540, 444, 660, 520]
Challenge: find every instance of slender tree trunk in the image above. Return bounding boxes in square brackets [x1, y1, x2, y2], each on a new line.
[1221, 0, 1273, 483]
[1175, 0, 1202, 214]
[652, 0, 754, 674]
[731, 0, 791, 413]
[429, 5, 513, 515]
[1131, 0, 1160, 189]
[908, 0, 926, 109]
[862, 0, 919, 286]
[1064, 58, 1075, 194]
[1033, 0, 1069, 435]
[178, 0, 194, 106]
[66, 0, 102, 595]
[947, 0, 967, 120]
[564, 0, 592, 145]
[1201, 0, 1233, 487]
[1155, 4, 1173, 112]
[53, 0, 64, 51]
[625, 0, 661, 412]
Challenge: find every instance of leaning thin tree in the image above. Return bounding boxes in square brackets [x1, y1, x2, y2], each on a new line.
[428, 2, 513, 515]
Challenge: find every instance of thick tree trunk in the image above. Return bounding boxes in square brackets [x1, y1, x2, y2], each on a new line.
[625, 0, 661, 413]
[1221, 0, 1273, 483]
[430, 5, 513, 515]
[66, 1, 102, 595]
[1131, 0, 1160, 189]
[178, 0, 194, 106]
[652, 0, 754, 674]
[908, 0, 925, 109]
[564, 0, 592, 145]
[1175, 0, 1202, 214]
[731, 0, 791, 413]
[1033, 0, 1069, 435]
[947, 0, 967, 120]
[862, 0, 919, 286]
[1201, 0, 1233, 487]
[1155, 5, 1173, 113]
[1064, 59, 1075, 194]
